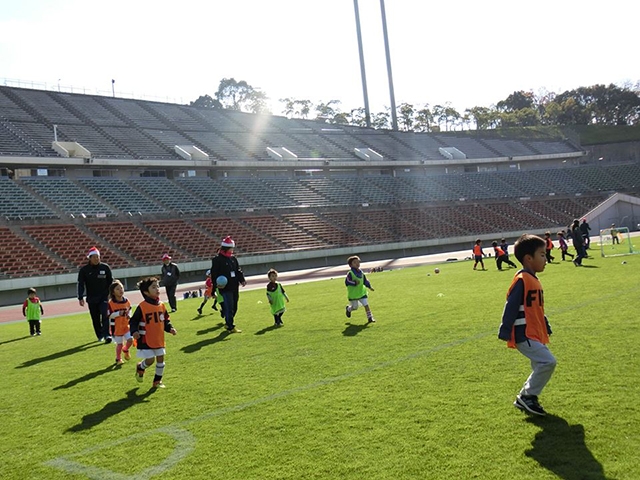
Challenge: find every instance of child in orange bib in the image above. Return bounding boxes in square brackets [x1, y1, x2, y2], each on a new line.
[498, 234, 555, 416]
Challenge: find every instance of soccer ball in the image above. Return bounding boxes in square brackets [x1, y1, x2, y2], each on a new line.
[216, 275, 228, 288]
[434, 268, 440, 274]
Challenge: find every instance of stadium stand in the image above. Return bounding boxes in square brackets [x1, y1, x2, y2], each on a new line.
[21, 177, 115, 217]
[86, 222, 184, 265]
[1, 84, 639, 290]
[0, 226, 68, 278]
[0, 177, 58, 219]
[78, 178, 169, 215]
[21, 224, 134, 269]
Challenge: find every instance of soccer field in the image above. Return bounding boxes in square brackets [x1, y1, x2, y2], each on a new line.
[1, 253, 638, 479]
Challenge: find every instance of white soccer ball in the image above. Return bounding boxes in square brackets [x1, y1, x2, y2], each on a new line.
[434, 268, 440, 274]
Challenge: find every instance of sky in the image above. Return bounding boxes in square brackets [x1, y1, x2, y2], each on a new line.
[1, 0, 638, 117]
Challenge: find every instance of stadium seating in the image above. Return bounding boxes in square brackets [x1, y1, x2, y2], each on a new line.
[21, 177, 115, 217]
[0, 178, 58, 219]
[1, 85, 639, 281]
[193, 217, 282, 254]
[0, 226, 68, 278]
[21, 224, 133, 269]
[129, 178, 211, 213]
[143, 220, 217, 260]
[86, 222, 183, 265]
[78, 178, 169, 215]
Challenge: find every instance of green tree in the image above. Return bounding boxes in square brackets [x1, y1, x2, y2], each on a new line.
[397, 102, 415, 131]
[190, 94, 222, 109]
[315, 100, 342, 122]
[279, 98, 313, 119]
[497, 90, 535, 112]
[371, 110, 390, 130]
[414, 105, 434, 132]
[215, 77, 269, 114]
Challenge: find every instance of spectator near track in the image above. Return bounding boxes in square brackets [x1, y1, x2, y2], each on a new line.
[77, 247, 113, 342]
[160, 254, 180, 313]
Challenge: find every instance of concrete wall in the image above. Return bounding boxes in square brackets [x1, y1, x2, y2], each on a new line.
[584, 141, 640, 163]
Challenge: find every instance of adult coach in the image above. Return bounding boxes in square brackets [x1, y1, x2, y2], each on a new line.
[77, 247, 113, 342]
[210, 236, 246, 333]
[160, 253, 180, 312]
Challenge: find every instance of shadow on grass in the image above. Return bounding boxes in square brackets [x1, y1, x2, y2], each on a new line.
[255, 324, 281, 336]
[525, 414, 612, 480]
[53, 364, 120, 390]
[196, 323, 225, 336]
[342, 322, 369, 337]
[16, 342, 101, 369]
[580, 265, 600, 268]
[0, 336, 32, 346]
[66, 388, 154, 433]
[181, 330, 230, 353]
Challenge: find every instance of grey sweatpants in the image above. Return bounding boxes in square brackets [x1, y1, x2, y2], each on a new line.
[516, 339, 557, 397]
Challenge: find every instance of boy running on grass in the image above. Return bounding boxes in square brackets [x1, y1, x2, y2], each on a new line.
[344, 256, 375, 323]
[130, 277, 177, 389]
[498, 234, 555, 416]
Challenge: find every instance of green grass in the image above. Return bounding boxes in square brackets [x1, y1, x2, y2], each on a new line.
[2, 253, 639, 479]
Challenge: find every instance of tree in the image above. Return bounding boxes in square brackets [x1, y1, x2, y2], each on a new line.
[371, 111, 390, 130]
[215, 77, 269, 114]
[348, 107, 368, 127]
[414, 105, 434, 132]
[397, 103, 415, 131]
[497, 90, 535, 112]
[190, 94, 222, 109]
[279, 98, 312, 119]
[315, 100, 342, 122]
[444, 105, 461, 131]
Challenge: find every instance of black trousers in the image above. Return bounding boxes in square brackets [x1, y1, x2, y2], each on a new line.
[88, 301, 110, 340]
[165, 285, 177, 310]
[28, 319, 41, 335]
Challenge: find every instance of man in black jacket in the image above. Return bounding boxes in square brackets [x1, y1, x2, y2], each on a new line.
[78, 247, 113, 342]
[210, 237, 246, 333]
[160, 253, 180, 312]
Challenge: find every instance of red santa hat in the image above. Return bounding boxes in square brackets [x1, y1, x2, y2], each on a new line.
[162, 253, 172, 261]
[87, 246, 100, 258]
[221, 236, 235, 248]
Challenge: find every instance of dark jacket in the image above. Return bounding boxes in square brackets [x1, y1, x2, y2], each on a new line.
[77, 262, 113, 303]
[210, 254, 245, 292]
[160, 262, 180, 287]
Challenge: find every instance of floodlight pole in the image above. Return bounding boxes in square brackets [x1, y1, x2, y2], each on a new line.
[111, 79, 115, 98]
[380, 0, 398, 131]
[353, 0, 371, 128]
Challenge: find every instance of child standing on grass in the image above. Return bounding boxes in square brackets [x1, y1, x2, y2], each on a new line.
[544, 232, 555, 263]
[556, 231, 574, 261]
[266, 269, 289, 326]
[130, 277, 177, 389]
[197, 270, 218, 315]
[498, 234, 555, 416]
[473, 239, 486, 271]
[345, 256, 375, 323]
[23, 287, 43, 336]
[107, 280, 133, 365]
